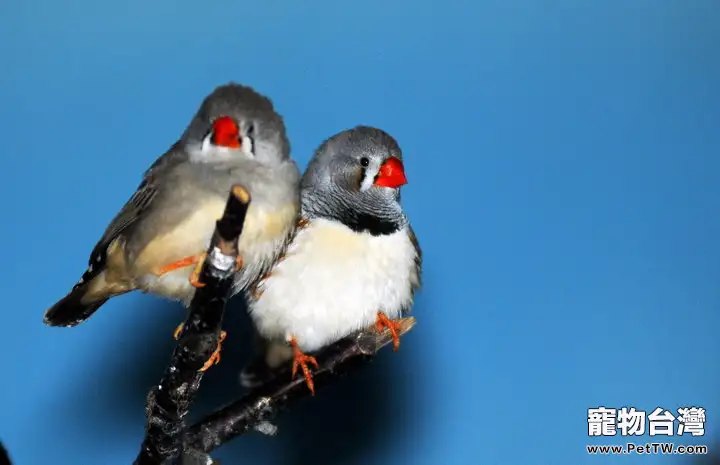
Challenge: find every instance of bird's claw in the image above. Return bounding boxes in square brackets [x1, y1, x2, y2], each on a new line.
[188, 253, 208, 288]
[289, 337, 319, 395]
[376, 312, 403, 351]
[173, 324, 227, 373]
[199, 330, 227, 373]
[157, 252, 243, 288]
[190, 255, 243, 288]
[173, 322, 185, 340]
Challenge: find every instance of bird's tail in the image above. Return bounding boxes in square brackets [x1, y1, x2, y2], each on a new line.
[43, 270, 127, 327]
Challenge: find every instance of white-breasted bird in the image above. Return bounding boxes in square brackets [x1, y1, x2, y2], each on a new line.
[242, 126, 422, 394]
[43, 83, 301, 370]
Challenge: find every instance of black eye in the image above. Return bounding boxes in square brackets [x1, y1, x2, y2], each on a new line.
[360, 157, 369, 167]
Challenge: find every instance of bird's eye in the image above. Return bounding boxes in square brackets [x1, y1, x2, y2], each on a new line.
[360, 157, 369, 167]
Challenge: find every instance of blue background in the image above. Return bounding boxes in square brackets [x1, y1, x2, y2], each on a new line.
[1, 1, 718, 464]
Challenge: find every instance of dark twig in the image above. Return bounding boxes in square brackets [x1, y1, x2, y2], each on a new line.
[0, 441, 12, 465]
[134, 185, 251, 465]
[184, 317, 417, 453]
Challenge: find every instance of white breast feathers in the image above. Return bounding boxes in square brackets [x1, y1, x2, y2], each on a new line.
[249, 218, 418, 352]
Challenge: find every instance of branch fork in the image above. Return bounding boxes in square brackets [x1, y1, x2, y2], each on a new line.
[134, 185, 251, 465]
[133, 184, 417, 464]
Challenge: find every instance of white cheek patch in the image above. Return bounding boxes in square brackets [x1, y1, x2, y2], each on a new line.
[200, 134, 212, 154]
[359, 159, 382, 192]
[241, 135, 254, 156]
[188, 135, 244, 163]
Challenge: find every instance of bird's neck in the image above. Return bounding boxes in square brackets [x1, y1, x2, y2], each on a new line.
[301, 188, 407, 237]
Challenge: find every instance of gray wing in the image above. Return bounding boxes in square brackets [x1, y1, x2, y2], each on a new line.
[408, 225, 422, 294]
[87, 143, 188, 267]
[400, 225, 423, 317]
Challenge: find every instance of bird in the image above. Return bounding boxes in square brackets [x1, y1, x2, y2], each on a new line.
[43, 83, 301, 371]
[241, 126, 422, 394]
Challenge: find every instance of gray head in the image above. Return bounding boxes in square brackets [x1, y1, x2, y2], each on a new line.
[301, 126, 409, 236]
[179, 83, 290, 167]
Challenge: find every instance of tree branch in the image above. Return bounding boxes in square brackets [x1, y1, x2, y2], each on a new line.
[134, 185, 251, 465]
[184, 317, 416, 453]
[0, 441, 12, 465]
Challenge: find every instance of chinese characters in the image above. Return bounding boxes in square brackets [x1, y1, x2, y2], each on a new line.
[588, 407, 705, 437]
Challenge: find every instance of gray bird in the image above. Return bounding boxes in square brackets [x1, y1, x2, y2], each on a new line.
[44, 83, 301, 369]
[241, 126, 422, 394]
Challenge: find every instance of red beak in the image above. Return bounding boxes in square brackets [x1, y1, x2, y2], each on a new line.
[211, 116, 241, 148]
[373, 157, 407, 188]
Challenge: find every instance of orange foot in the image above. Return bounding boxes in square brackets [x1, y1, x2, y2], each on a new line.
[289, 336, 319, 396]
[376, 312, 403, 351]
[199, 330, 227, 372]
[173, 323, 227, 373]
[157, 253, 244, 288]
